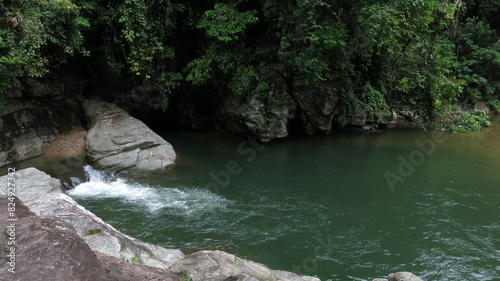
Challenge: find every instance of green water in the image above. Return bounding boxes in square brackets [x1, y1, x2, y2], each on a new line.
[13, 119, 500, 280]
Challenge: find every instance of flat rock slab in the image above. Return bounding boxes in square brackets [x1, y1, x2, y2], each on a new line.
[169, 250, 321, 281]
[0, 167, 64, 202]
[373, 272, 424, 281]
[83, 99, 176, 172]
[96, 251, 180, 281]
[389, 272, 423, 281]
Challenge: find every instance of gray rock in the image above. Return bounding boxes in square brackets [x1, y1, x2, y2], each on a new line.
[0, 215, 108, 281]
[96, 251, 180, 281]
[169, 250, 321, 281]
[0, 196, 36, 225]
[372, 279, 389, 281]
[291, 80, 339, 135]
[363, 125, 374, 131]
[388, 272, 423, 281]
[375, 110, 398, 126]
[83, 99, 176, 172]
[0, 98, 83, 167]
[23, 78, 64, 98]
[347, 109, 367, 127]
[396, 110, 422, 127]
[474, 101, 491, 114]
[217, 94, 289, 143]
[26, 192, 185, 269]
[0, 167, 64, 202]
[216, 67, 290, 143]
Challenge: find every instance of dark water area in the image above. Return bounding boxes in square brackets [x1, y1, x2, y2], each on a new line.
[7, 117, 500, 280]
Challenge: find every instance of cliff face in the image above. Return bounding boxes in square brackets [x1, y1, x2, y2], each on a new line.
[0, 79, 83, 168]
[169, 75, 389, 142]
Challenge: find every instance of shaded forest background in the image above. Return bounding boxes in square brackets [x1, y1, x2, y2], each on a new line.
[1, 0, 499, 136]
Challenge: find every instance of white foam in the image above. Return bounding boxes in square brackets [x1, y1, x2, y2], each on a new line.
[68, 165, 230, 213]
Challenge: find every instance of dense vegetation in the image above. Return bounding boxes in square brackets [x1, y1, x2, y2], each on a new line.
[1, 0, 499, 130]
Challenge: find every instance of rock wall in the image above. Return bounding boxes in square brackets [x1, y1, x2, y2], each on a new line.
[0, 77, 84, 168]
[291, 80, 339, 135]
[0, 99, 83, 167]
[216, 94, 289, 143]
[215, 67, 291, 143]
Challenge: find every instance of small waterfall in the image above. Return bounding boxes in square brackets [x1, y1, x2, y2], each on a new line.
[68, 165, 231, 214]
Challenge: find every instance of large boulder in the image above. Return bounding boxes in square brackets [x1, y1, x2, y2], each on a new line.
[83, 99, 176, 172]
[217, 95, 289, 143]
[0, 211, 108, 281]
[291, 80, 339, 135]
[375, 110, 398, 128]
[0, 168, 185, 269]
[0, 196, 36, 221]
[216, 69, 290, 142]
[169, 250, 321, 281]
[216, 66, 290, 143]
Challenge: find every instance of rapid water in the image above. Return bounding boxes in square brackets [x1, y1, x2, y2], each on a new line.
[20, 118, 500, 281]
[69, 165, 231, 214]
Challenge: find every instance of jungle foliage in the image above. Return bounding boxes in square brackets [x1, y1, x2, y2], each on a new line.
[1, 0, 499, 126]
